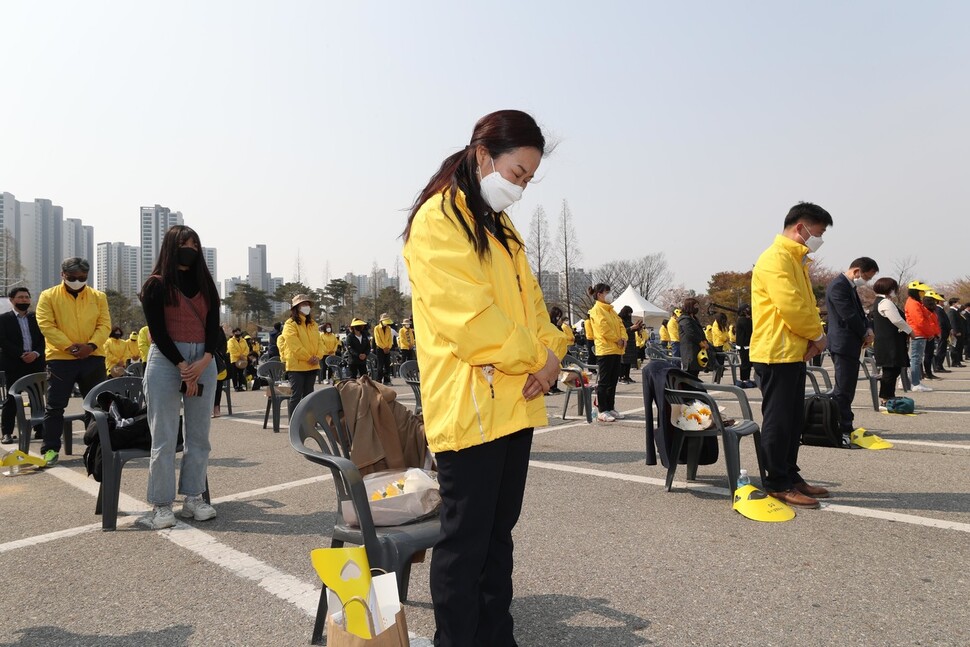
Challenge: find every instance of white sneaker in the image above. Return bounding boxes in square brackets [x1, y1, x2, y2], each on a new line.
[180, 496, 217, 521]
[596, 412, 616, 423]
[912, 384, 933, 392]
[608, 409, 624, 420]
[142, 505, 176, 530]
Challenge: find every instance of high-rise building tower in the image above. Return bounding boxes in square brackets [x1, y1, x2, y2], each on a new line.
[140, 205, 183, 287]
[19, 199, 63, 291]
[97, 242, 140, 300]
[202, 247, 218, 292]
[247, 244, 268, 292]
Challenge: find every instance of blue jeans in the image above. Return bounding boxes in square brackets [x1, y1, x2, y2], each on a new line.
[144, 342, 217, 505]
[909, 338, 926, 386]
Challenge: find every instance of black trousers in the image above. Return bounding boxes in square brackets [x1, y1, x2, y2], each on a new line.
[230, 364, 246, 390]
[878, 366, 902, 401]
[596, 354, 621, 413]
[923, 338, 936, 377]
[376, 348, 392, 383]
[753, 362, 807, 492]
[431, 428, 532, 647]
[830, 351, 860, 432]
[287, 370, 316, 420]
[44, 357, 105, 453]
[585, 340, 596, 365]
[951, 337, 965, 365]
[934, 336, 949, 369]
[738, 347, 751, 381]
[399, 349, 415, 363]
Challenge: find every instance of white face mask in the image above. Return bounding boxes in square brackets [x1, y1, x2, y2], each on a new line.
[799, 224, 824, 253]
[479, 157, 523, 213]
[65, 279, 86, 291]
[852, 275, 868, 287]
[299, 306, 311, 316]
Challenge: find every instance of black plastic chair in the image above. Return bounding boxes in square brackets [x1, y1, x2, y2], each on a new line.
[125, 362, 145, 378]
[560, 354, 593, 423]
[12, 372, 85, 455]
[81, 377, 210, 530]
[257, 360, 287, 432]
[399, 359, 422, 416]
[289, 387, 440, 645]
[859, 356, 881, 411]
[662, 379, 765, 497]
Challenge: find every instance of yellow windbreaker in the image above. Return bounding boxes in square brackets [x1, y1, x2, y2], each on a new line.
[282, 315, 326, 372]
[711, 321, 730, 350]
[373, 324, 393, 351]
[137, 326, 151, 362]
[403, 190, 568, 452]
[36, 284, 111, 361]
[659, 325, 670, 343]
[127, 335, 139, 361]
[319, 331, 340, 356]
[666, 317, 680, 342]
[635, 329, 646, 348]
[750, 234, 824, 363]
[276, 334, 289, 363]
[227, 336, 250, 363]
[561, 322, 575, 344]
[103, 337, 128, 371]
[398, 327, 415, 350]
[583, 319, 594, 342]
[589, 300, 627, 357]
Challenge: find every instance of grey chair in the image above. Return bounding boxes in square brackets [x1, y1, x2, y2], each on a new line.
[859, 356, 881, 411]
[560, 354, 593, 423]
[257, 360, 287, 432]
[662, 374, 765, 496]
[81, 376, 210, 530]
[289, 387, 440, 645]
[805, 366, 833, 395]
[399, 359, 422, 416]
[12, 372, 85, 455]
[124, 362, 145, 378]
[325, 355, 350, 382]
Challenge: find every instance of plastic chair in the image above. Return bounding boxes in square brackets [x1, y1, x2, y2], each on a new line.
[805, 366, 833, 395]
[662, 376, 765, 497]
[858, 356, 881, 411]
[560, 354, 593, 423]
[125, 362, 145, 378]
[399, 359, 422, 416]
[289, 387, 440, 645]
[81, 377, 210, 530]
[325, 355, 351, 382]
[12, 372, 85, 455]
[257, 360, 287, 432]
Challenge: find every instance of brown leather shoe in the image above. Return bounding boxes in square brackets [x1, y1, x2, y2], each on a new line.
[794, 481, 830, 498]
[767, 489, 820, 509]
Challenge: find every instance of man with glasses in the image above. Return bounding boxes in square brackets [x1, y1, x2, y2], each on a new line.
[34, 258, 111, 465]
[0, 287, 46, 445]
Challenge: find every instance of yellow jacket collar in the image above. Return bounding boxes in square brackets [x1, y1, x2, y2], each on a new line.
[774, 234, 813, 265]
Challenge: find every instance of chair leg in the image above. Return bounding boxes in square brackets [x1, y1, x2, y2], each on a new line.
[869, 377, 879, 412]
[561, 389, 571, 420]
[262, 399, 271, 429]
[62, 421, 72, 456]
[665, 430, 685, 491]
[225, 385, 233, 416]
[685, 437, 702, 481]
[311, 585, 328, 646]
[721, 429, 743, 498]
[395, 559, 414, 602]
[583, 388, 593, 424]
[272, 399, 281, 433]
[101, 462, 123, 531]
[95, 481, 104, 515]
[203, 477, 211, 504]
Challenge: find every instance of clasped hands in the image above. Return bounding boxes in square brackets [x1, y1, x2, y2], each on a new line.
[803, 334, 828, 362]
[523, 348, 562, 401]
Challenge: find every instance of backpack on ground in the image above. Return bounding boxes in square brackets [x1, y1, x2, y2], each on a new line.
[801, 394, 849, 448]
[885, 396, 915, 414]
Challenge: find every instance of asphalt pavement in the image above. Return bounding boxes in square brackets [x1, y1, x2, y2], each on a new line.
[2, 362, 969, 646]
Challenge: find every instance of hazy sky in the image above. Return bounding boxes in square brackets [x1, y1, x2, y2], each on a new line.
[3, 1, 968, 297]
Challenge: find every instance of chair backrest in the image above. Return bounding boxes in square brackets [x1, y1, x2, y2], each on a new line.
[257, 360, 285, 381]
[399, 360, 419, 384]
[125, 362, 146, 378]
[82, 377, 147, 413]
[9, 372, 47, 420]
[325, 355, 342, 368]
[562, 353, 591, 372]
[289, 387, 382, 555]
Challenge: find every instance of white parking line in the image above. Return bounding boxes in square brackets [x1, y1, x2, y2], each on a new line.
[529, 460, 970, 534]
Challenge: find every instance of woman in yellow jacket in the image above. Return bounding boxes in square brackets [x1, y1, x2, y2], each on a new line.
[402, 110, 565, 647]
[667, 309, 681, 357]
[588, 282, 627, 422]
[103, 326, 129, 377]
[282, 294, 325, 418]
[318, 322, 340, 383]
[583, 317, 596, 363]
[127, 331, 140, 363]
[397, 318, 415, 363]
[659, 318, 670, 348]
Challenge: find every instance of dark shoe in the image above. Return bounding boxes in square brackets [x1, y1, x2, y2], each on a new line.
[33, 429, 43, 439]
[625, 378, 637, 384]
[794, 481, 830, 499]
[767, 489, 820, 509]
[936, 367, 951, 373]
[0, 434, 13, 444]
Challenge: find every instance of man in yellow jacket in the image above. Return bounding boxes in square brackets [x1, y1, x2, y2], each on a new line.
[666, 309, 681, 357]
[318, 322, 340, 383]
[373, 313, 395, 385]
[397, 318, 415, 363]
[35, 257, 111, 464]
[227, 328, 250, 391]
[751, 202, 831, 509]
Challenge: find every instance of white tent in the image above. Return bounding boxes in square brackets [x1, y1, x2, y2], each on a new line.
[610, 284, 667, 329]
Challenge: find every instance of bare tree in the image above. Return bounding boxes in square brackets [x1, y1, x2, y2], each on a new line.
[554, 200, 583, 322]
[0, 229, 25, 294]
[526, 205, 551, 281]
[892, 255, 918, 292]
[633, 252, 673, 301]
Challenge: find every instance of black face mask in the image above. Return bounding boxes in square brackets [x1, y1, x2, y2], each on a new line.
[177, 247, 199, 267]
[14, 302, 29, 312]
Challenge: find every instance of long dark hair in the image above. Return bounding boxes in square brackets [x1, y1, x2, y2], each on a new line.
[403, 110, 546, 260]
[142, 225, 220, 308]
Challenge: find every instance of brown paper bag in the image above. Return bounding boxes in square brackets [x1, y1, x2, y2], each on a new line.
[325, 605, 410, 647]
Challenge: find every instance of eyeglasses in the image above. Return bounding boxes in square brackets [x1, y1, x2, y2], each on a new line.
[64, 275, 88, 282]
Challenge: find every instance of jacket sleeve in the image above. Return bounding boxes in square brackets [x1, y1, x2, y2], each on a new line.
[0, 315, 21, 358]
[282, 321, 312, 362]
[827, 278, 866, 341]
[89, 292, 112, 349]
[407, 214, 547, 375]
[530, 273, 568, 361]
[761, 254, 824, 341]
[35, 292, 74, 351]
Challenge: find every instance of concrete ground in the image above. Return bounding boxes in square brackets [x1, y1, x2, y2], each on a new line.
[2, 362, 969, 646]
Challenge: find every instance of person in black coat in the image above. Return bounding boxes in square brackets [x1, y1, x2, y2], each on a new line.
[0, 287, 47, 444]
[933, 298, 952, 372]
[825, 257, 879, 435]
[345, 319, 371, 378]
[677, 298, 707, 378]
[948, 299, 967, 367]
[871, 278, 911, 403]
[617, 305, 643, 384]
[734, 304, 753, 385]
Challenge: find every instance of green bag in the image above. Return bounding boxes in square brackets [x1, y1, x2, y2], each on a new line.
[886, 397, 915, 414]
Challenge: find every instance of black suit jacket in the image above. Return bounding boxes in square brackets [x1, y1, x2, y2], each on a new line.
[936, 305, 951, 338]
[947, 308, 963, 338]
[825, 274, 869, 355]
[0, 310, 47, 378]
[346, 332, 370, 362]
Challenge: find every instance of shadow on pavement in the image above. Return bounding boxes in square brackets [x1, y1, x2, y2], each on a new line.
[832, 491, 970, 514]
[512, 594, 652, 646]
[0, 625, 193, 647]
[212, 499, 338, 535]
[529, 451, 645, 465]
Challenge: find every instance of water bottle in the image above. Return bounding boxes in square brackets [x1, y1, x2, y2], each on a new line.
[736, 469, 750, 489]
